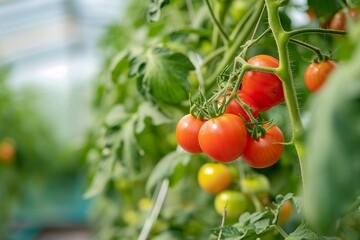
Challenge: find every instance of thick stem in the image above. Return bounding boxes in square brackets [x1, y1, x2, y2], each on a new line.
[205, 0, 265, 89]
[265, 0, 305, 187]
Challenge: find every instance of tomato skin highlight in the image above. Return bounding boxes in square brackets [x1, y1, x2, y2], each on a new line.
[218, 90, 259, 122]
[198, 114, 247, 162]
[176, 114, 205, 153]
[214, 190, 248, 219]
[241, 55, 284, 111]
[242, 124, 284, 168]
[198, 163, 233, 194]
[304, 61, 336, 93]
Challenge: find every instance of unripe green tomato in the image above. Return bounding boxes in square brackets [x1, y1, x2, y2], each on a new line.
[240, 174, 270, 194]
[214, 190, 248, 219]
[230, 0, 252, 22]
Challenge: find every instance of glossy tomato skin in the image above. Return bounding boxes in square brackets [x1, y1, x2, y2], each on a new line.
[242, 124, 284, 168]
[176, 114, 205, 153]
[198, 163, 233, 194]
[241, 55, 284, 111]
[198, 114, 247, 162]
[214, 190, 248, 219]
[218, 90, 259, 122]
[329, 8, 358, 31]
[304, 61, 336, 93]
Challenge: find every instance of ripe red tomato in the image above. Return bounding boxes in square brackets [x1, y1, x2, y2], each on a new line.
[218, 90, 259, 122]
[242, 124, 284, 168]
[304, 61, 337, 93]
[329, 7, 358, 31]
[176, 114, 205, 153]
[198, 114, 247, 162]
[214, 190, 248, 219]
[198, 163, 233, 194]
[278, 200, 293, 225]
[241, 55, 284, 111]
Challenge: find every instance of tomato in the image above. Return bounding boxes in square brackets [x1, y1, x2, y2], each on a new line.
[0, 139, 15, 163]
[214, 190, 248, 219]
[278, 200, 293, 225]
[241, 55, 284, 111]
[304, 61, 337, 93]
[218, 90, 259, 122]
[242, 124, 284, 168]
[230, 0, 252, 22]
[329, 7, 358, 31]
[240, 173, 271, 194]
[198, 114, 247, 162]
[176, 114, 205, 153]
[198, 163, 233, 194]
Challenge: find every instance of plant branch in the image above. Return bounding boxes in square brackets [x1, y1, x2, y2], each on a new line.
[289, 28, 347, 37]
[289, 38, 324, 61]
[275, 224, 289, 238]
[204, 0, 229, 44]
[201, 46, 226, 67]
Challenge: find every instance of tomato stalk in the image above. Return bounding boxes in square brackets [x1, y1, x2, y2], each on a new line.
[206, 0, 266, 89]
[265, 0, 305, 187]
[289, 28, 347, 37]
[289, 38, 327, 62]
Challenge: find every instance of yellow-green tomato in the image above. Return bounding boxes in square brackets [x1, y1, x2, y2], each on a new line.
[230, 0, 252, 22]
[240, 173, 270, 194]
[214, 190, 248, 219]
[198, 163, 233, 194]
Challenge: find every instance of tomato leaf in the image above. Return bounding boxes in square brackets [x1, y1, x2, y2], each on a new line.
[110, 51, 129, 84]
[104, 105, 130, 128]
[285, 223, 321, 240]
[135, 102, 172, 133]
[210, 226, 240, 239]
[132, 47, 193, 104]
[305, 45, 360, 233]
[147, 0, 170, 22]
[146, 151, 191, 194]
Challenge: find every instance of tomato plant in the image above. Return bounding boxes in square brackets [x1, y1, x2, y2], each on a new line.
[241, 55, 284, 111]
[198, 163, 233, 194]
[176, 114, 205, 153]
[218, 90, 259, 122]
[198, 114, 247, 162]
[214, 190, 248, 219]
[304, 61, 337, 92]
[84, 0, 360, 239]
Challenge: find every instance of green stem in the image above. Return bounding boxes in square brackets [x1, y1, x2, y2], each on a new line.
[201, 46, 225, 67]
[205, 0, 265, 89]
[204, 0, 229, 44]
[289, 38, 324, 61]
[289, 28, 347, 37]
[265, 0, 305, 187]
[275, 224, 289, 238]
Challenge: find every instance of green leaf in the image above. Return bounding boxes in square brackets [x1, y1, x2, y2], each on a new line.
[121, 117, 141, 173]
[134, 47, 193, 104]
[104, 105, 130, 128]
[84, 156, 115, 198]
[146, 151, 191, 194]
[147, 0, 170, 23]
[136, 102, 172, 133]
[110, 51, 129, 83]
[286, 223, 321, 240]
[305, 44, 360, 233]
[211, 226, 240, 240]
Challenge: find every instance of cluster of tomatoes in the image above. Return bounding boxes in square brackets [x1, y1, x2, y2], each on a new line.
[197, 162, 292, 223]
[176, 55, 285, 168]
